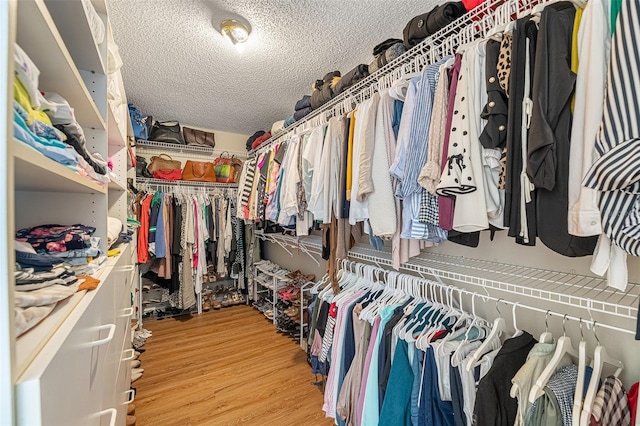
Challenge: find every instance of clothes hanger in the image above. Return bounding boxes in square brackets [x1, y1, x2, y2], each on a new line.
[450, 292, 484, 362]
[511, 302, 523, 338]
[580, 322, 624, 426]
[539, 310, 554, 344]
[413, 283, 451, 347]
[466, 298, 507, 371]
[419, 286, 461, 349]
[400, 280, 439, 342]
[435, 288, 473, 355]
[572, 319, 589, 426]
[529, 315, 580, 403]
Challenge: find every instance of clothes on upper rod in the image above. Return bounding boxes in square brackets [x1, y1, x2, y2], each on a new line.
[309, 262, 637, 426]
[236, 0, 640, 293]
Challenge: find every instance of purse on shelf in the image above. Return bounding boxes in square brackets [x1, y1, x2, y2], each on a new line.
[183, 127, 215, 147]
[149, 121, 185, 144]
[128, 103, 153, 140]
[182, 160, 216, 182]
[135, 155, 152, 178]
[152, 169, 182, 181]
[147, 154, 182, 173]
[213, 152, 243, 183]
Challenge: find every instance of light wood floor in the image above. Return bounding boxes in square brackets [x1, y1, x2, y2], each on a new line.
[133, 305, 333, 426]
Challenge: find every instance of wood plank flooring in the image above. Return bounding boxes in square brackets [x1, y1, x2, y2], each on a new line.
[133, 305, 333, 426]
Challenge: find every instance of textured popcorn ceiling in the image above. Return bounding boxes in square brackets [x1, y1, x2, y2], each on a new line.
[108, 0, 440, 135]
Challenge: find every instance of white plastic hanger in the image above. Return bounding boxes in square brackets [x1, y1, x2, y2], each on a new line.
[529, 315, 580, 403]
[451, 292, 487, 362]
[466, 298, 507, 371]
[417, 286, 458, 350]
[511, 302, 523, 338]
[572, 319, 589, 426]
[580, 322, 624, 426]
[511, 310, 554, 398]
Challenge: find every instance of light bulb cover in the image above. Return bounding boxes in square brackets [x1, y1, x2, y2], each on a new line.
[220, 19, 250, 45]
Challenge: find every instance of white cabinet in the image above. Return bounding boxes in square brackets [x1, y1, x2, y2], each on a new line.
[16, 245, 135, 426]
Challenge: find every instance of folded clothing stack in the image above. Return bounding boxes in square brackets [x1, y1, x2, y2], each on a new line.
[334, 64, 370, 94]
[369, 39, 405, 74]
[14, 224, 107, 336]
[246, 130, 265, 151]
[13, 43, 110, 184]
[250, 131, 272, 150]
[403, 1, 467, 49]
[310, 71, 341, 110]
[15, 224, 102, 271]
[293, 94, 313, 122]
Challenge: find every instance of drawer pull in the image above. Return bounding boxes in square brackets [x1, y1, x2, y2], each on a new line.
[125, 389, 136, 404]
[122, 307, 134, 318]
[115, 265, 135, 272]
[92, 324, 116, 346]
[98, 408, 116, 426]
[122, 348, 135, 361]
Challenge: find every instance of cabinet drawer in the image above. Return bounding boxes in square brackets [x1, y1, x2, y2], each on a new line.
[17, 280, 116, 426]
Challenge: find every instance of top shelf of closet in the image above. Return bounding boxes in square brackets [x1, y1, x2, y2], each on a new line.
[43, 0, 106, 75]
[16, 0, 106, 130]
[135, 140, 219, 156]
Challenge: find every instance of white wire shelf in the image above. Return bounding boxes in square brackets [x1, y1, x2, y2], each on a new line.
[136, 139, 246, 159]
[137, 177, 238, 188]
[347, 245, 640, 321]
[255, 231, 639, 323]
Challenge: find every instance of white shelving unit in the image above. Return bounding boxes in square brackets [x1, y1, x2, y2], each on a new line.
[12, 139, 108, 194]
[15, 0, 105, 129]
[4, 0, 137, 423]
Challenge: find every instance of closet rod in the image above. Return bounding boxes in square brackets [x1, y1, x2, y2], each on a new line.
[250, 0, 545, 156]
[340, 259, 636, 336]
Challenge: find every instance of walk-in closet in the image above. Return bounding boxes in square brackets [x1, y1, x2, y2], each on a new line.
[2, 0, 640, 425]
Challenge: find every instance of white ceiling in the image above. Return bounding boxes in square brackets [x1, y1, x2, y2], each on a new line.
[108, 0, 440, 136]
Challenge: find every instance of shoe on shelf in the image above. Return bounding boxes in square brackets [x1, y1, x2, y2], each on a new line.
[134, 350, 141, 359]
[131, 371, 143, 383]
[126, 415, 136, 426]
[212, 298, 222, 310]
[127, 404, 136, 415]
[202, 298, 211, 312]
[131, 360, 141, 369]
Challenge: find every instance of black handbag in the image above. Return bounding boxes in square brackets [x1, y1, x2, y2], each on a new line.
[135, 155, 152, 178]
[149, 121, 185, 145]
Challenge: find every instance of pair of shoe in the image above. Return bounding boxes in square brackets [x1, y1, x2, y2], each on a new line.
[201, 289, 221, 311]
[132, 367, 144, 382]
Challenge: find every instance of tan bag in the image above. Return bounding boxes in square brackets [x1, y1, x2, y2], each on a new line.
[147, 154, 182, 173]
[183, 127, 215, 147]
[182, 160, 216, 182]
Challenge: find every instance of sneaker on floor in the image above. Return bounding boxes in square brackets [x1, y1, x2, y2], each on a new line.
[126, 415, 136, 426]
[127, 404, 135, 415]
[131, 360, 141, 368]
[132, 371, 143, 383]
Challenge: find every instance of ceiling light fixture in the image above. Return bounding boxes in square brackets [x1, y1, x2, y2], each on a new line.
[220, 19, 250, 52]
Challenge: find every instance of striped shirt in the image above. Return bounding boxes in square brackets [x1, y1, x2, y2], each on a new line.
[583, 0, 640, 257]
